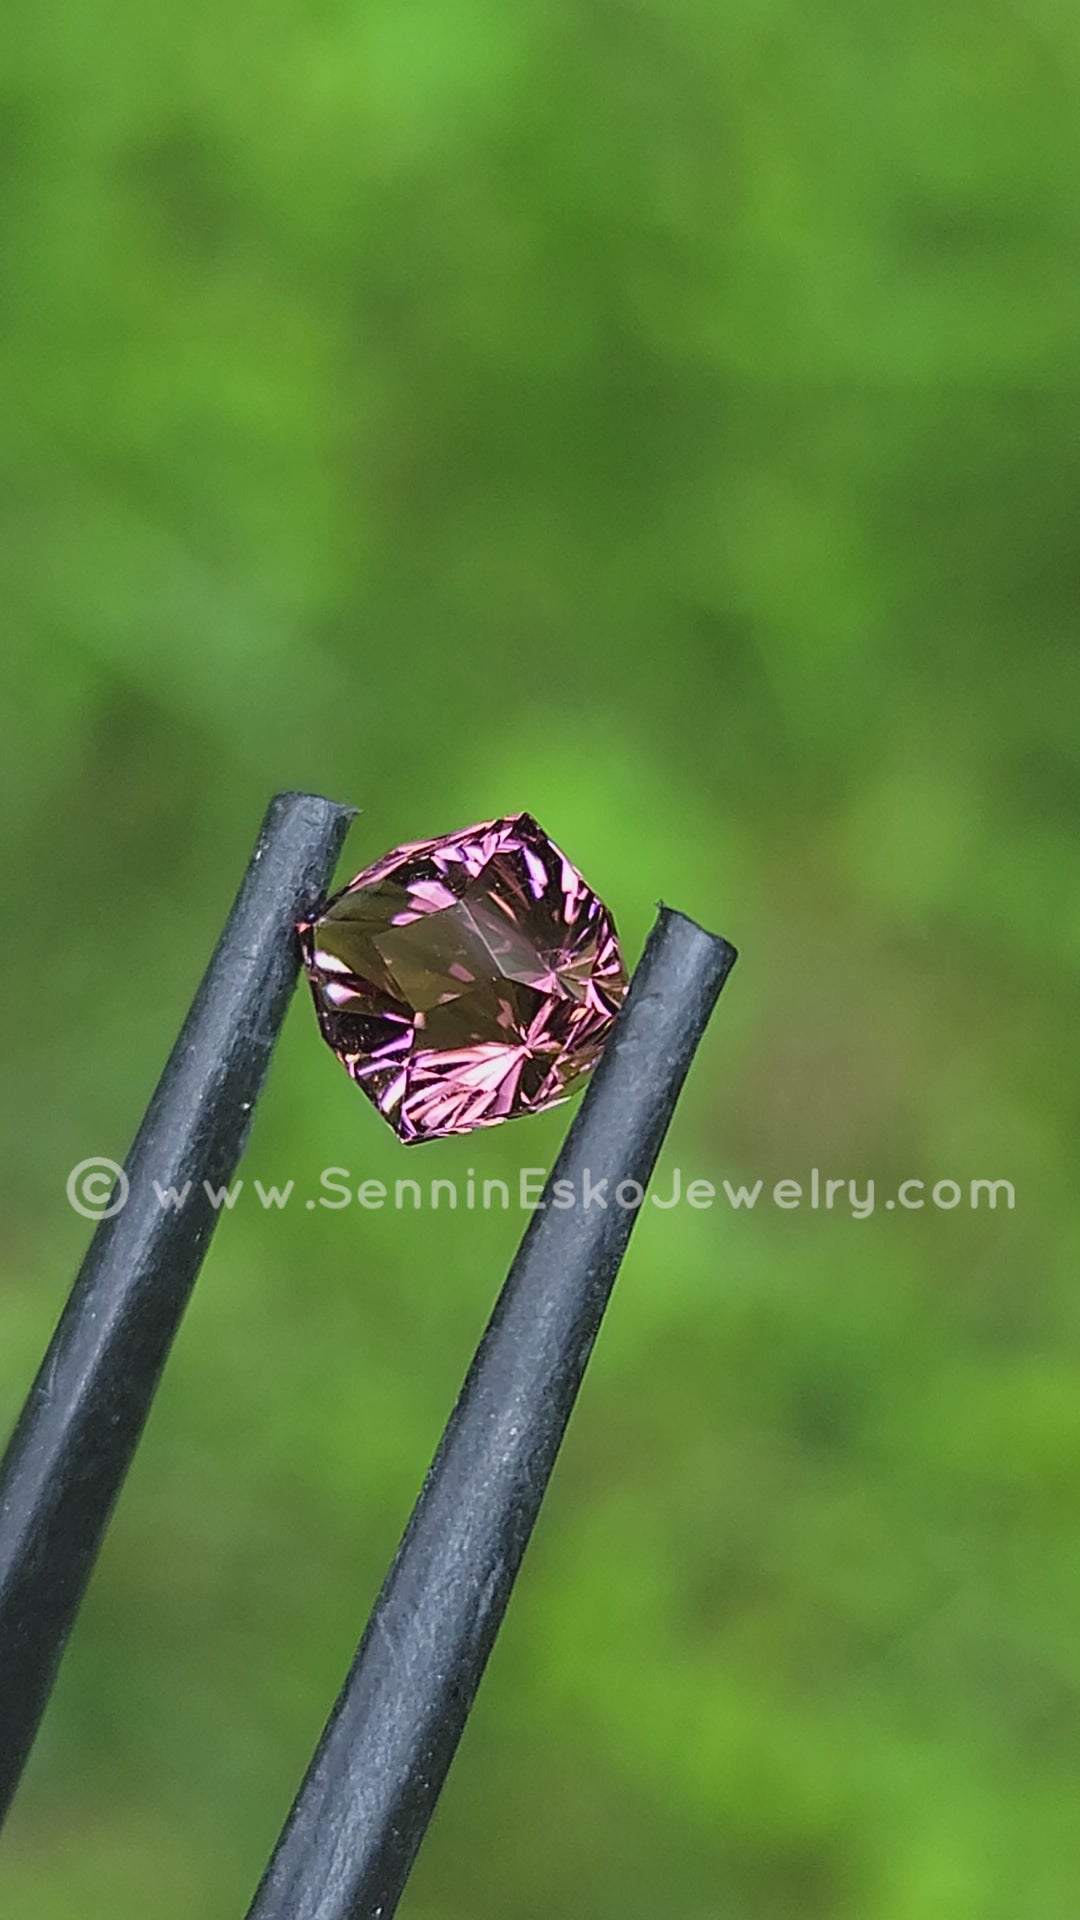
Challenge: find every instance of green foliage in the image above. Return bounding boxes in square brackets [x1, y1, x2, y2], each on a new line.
[1, 1, 1078, 1913]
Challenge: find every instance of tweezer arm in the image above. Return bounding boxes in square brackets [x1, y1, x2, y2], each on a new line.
[0, 790, 355, 1823]
[247, 905, 737, 1920]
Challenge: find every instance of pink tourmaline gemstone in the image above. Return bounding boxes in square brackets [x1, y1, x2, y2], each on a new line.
[298, 814, 627, 1143]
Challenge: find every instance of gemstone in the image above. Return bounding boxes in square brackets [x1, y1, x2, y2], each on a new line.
[297, 813, 627, 1143]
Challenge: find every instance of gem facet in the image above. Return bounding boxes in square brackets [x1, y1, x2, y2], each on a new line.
[298, 814, 627, 1143]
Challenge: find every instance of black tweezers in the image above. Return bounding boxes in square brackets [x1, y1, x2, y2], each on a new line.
[0, 789, 736, 1919]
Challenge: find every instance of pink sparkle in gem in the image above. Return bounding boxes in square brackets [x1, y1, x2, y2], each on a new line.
[297, 813, 627, 1142]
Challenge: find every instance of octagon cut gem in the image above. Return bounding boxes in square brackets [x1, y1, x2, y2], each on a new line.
[297, 813, 627, 1143]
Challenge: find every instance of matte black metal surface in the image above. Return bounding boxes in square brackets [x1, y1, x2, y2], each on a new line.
[247, 905, 736, 1920]
[0, 790, 354, 1821]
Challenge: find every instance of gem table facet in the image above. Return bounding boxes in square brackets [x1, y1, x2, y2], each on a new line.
[297, 814, 628, 1143]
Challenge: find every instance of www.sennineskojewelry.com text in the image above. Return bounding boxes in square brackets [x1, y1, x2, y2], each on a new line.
[65, 1160, 1016, 1222]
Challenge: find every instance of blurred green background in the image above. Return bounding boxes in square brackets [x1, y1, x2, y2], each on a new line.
[1, 1, 1077, 1915]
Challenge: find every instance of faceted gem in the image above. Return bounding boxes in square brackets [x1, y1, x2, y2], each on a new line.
[297, 814, 627, 1143]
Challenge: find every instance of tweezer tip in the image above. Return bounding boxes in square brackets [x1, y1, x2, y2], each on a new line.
[653, 901, 738, 966]
[270, 790, 360, 822]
